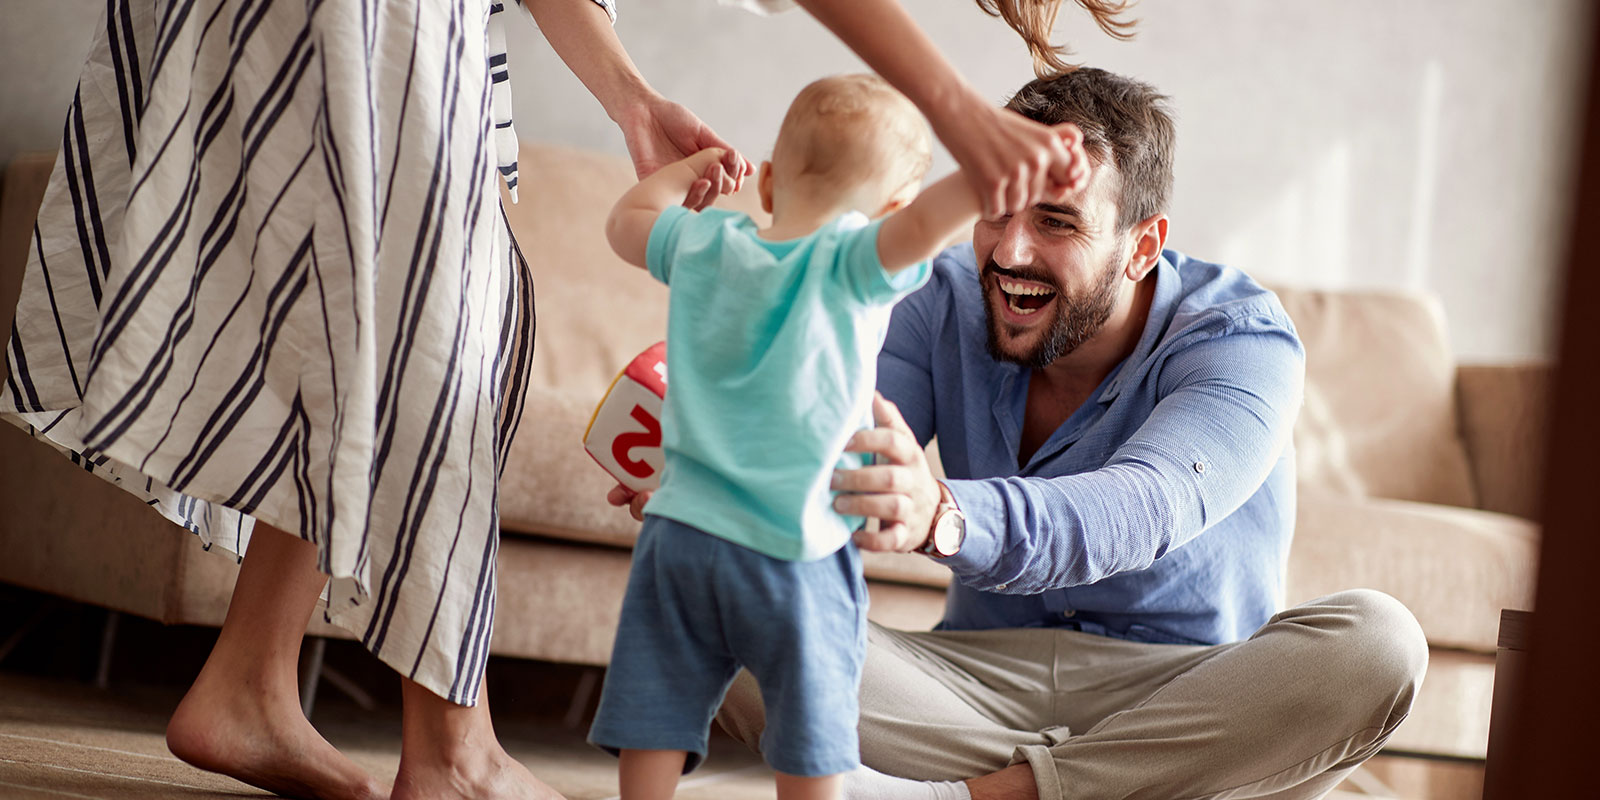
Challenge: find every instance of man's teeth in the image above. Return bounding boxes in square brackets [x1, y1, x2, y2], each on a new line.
[1006, 295, 1041, 315]
[998, 277, 1052, 316]
[998, 278, 1054, 296]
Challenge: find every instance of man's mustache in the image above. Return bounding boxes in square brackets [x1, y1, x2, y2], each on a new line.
[982, 260, 1060, 292]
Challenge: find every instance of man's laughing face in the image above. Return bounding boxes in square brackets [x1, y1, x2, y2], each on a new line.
[973, 159, 1130, 370]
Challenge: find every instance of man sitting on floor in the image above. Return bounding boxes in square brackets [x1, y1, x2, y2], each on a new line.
[613, 66, 1428, 800]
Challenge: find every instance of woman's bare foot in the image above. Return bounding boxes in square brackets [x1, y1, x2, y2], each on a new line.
[165, 522, 384, 798]
[167, 671, 387, 800]
[390, 677, 566, 800]
[391, 745, 565, 800]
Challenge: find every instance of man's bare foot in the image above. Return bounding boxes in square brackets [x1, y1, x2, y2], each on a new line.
[166, 675, 387, 800]
[391, 745, 566, 800]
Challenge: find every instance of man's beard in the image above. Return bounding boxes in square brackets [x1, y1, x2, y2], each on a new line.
[983, 250, 1124, 370]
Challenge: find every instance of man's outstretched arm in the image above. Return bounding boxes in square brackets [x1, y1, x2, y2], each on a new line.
[840, 321, 1304, 592]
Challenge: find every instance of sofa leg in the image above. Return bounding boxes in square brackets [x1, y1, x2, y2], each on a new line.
[0, 598, 55, 665]
[93, 610, 119, 690]
[563, 667, 602, 729]
[299, 636, 326, 718]
[319, 661, 376, 711]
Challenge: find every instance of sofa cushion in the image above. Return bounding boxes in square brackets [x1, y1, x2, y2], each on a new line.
[500, 143, 766, 401]
[1274, 287, 1479, 509]
[1456, 363, 1550, 520]
[498, 381, 957, 589]
[1287, 487, 1537, 653]
[489, 536, 946, 666]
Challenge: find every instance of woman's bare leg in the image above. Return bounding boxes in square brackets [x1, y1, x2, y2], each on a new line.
[391, 678, 567, 800]
[166, 523, 386, 800]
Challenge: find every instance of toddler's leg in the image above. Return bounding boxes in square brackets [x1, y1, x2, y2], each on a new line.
[776, 771, 843, 800]
[619, 749, 687, 800]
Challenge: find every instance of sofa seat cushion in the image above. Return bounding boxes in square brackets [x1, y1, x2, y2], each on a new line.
[490, 536, 947, 665]
[499, 383, 640, 549]
[1288, 487, 1538, 653]
[498, 382, 956, 590]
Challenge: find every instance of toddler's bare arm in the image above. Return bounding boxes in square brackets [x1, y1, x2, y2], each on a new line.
[606, 148, 738, 268]
[876, 173, 983, 274]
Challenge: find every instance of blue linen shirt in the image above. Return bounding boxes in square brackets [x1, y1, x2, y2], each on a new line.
[643, 206, 932, 561]
[878, 245, 1304, 646]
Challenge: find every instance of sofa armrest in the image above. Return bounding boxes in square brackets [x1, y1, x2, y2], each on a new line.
[1455, 363, 1552, 520]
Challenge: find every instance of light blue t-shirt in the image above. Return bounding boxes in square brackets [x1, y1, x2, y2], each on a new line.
[641, 205, 932, 561]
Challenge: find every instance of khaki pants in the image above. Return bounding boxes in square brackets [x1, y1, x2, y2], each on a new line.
[717, 589, 1428, 799]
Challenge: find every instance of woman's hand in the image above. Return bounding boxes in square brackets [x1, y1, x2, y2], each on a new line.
[617, 94, 753, 208]
[785, 0, 1088, 218]
[934, 99, 1090, 219]
[523, 0, 749, 207]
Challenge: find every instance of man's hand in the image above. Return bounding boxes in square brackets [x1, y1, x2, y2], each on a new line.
[606, 484, 652, 522]
[834, 393, 942, 552]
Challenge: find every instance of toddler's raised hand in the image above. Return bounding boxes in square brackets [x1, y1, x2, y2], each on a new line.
[681, 148, 747, 211]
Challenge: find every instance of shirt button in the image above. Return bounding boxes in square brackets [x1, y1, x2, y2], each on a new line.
[1193, 461, 1207, 474]
[996, 583, 1008, 590]
[1062, 609, 1076, 618]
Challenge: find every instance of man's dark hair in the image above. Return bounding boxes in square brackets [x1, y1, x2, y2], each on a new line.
[1005, 68, 1175, 232]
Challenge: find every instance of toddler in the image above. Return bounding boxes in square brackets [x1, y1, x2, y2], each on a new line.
[588, 74, 984, 800]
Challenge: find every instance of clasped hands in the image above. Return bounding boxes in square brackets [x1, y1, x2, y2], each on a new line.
[605, 392, 943, 554]
[622, 92, 1090, 220]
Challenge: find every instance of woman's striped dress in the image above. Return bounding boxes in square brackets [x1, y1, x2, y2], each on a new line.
[0, 0, 611, 705]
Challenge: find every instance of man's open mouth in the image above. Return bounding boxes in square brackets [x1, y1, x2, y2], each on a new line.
[994, 274, 1057, 317]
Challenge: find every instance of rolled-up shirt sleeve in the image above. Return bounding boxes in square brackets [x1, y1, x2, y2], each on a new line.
[511, 0, 616, 24]
[941, 317, 1305, 593]
[716, 0, 797, 15]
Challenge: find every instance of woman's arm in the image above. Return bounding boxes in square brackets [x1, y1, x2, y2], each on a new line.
[520, 0, 752, 192]
[793, 0, 1088, 218]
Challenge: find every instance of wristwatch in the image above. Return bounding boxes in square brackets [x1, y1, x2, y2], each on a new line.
[918, 482, 966, 558]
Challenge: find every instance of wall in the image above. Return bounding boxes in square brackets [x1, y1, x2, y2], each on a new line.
[3, 0, 1590, 360]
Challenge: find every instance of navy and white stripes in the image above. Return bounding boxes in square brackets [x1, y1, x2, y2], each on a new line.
[0, 0, 561, 705]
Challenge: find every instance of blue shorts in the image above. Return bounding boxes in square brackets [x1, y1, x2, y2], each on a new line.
[587, 515, 868, 777]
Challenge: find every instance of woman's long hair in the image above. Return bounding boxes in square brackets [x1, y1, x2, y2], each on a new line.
[976, 0, 1138, 78]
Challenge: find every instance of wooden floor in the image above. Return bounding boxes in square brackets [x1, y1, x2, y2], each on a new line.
[0, 671, 776, 800]
[0, 591, 1480, 800]
[0, 666, 1489, 800]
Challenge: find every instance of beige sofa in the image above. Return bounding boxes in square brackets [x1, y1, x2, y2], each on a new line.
[0, 144, 1543, 767]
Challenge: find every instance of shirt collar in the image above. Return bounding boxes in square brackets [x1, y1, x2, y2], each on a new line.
[1098, 251, 1181, 404]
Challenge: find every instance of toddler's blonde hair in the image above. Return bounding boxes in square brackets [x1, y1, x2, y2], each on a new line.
[771, 74, 933, 208]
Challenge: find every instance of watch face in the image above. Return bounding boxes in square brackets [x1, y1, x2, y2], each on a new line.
[934, 511, 965, 555]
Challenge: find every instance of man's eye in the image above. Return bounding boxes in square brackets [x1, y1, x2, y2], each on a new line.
[1041, 217, 1074, 230]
